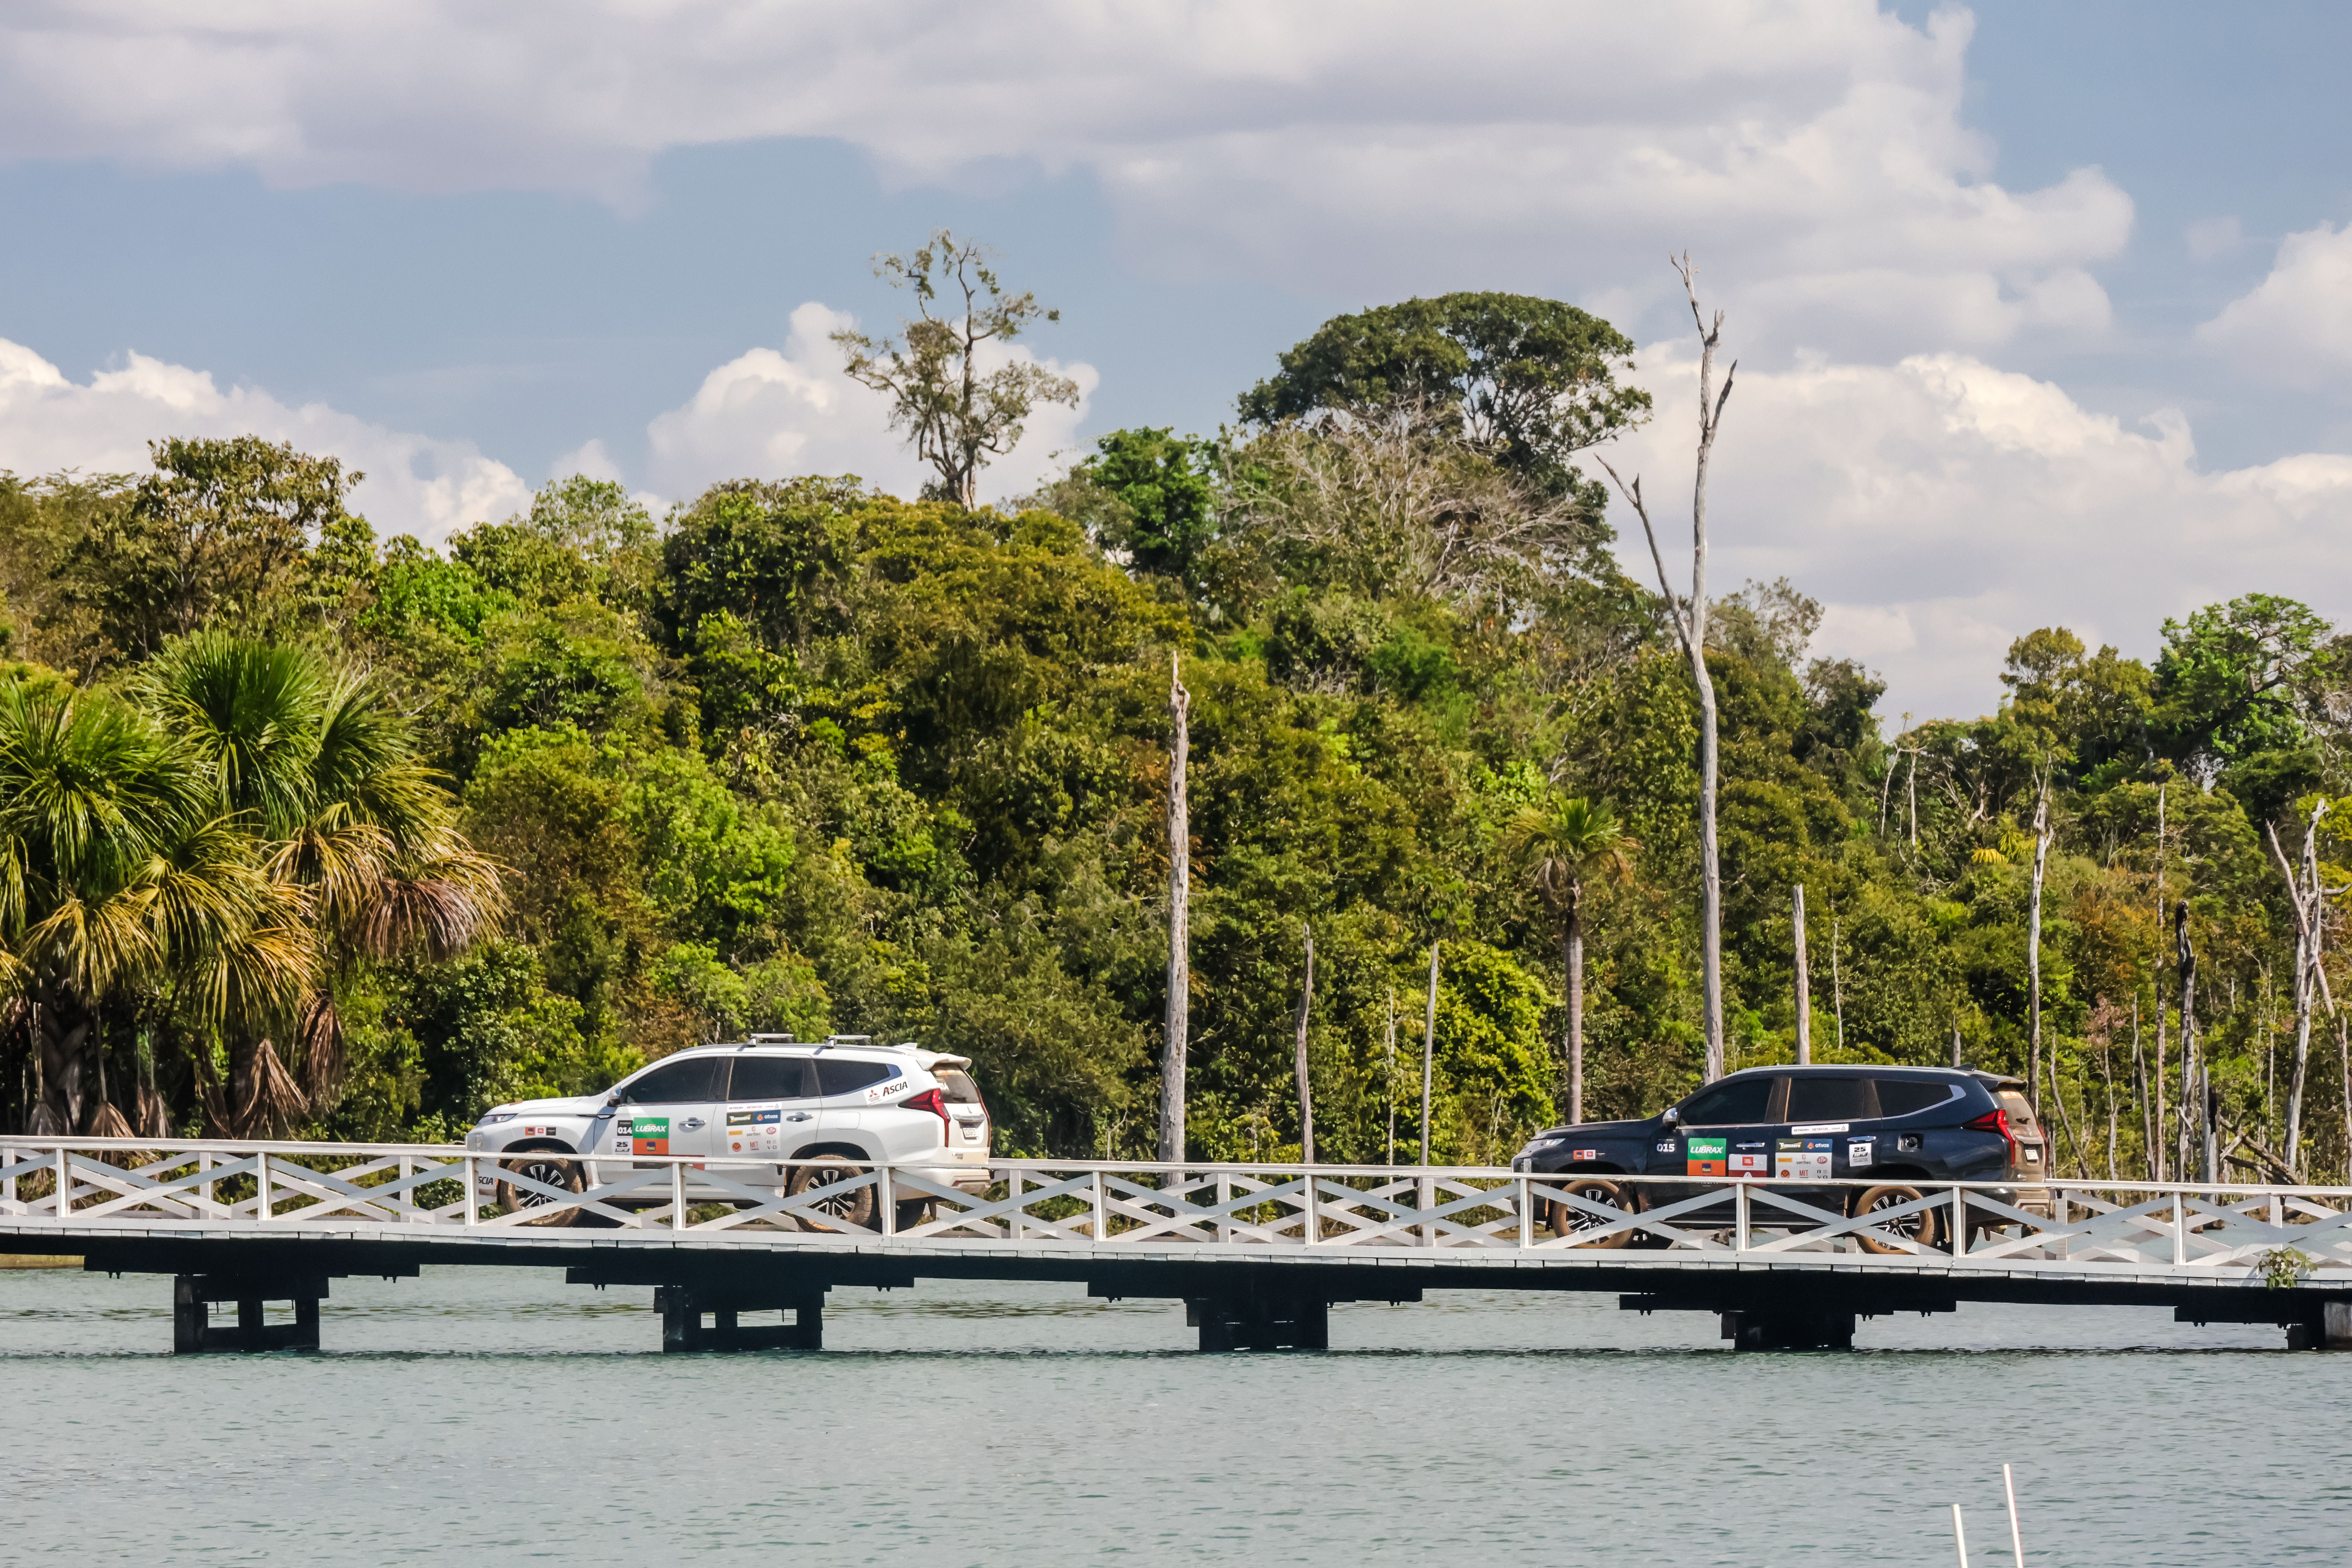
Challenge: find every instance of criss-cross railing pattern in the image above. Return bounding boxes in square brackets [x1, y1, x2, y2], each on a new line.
[6, 1139, 2352, 1280]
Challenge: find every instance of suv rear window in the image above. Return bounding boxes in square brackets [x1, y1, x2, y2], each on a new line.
[934, 1068, 984, 1106]
[729, 1054, 815, 1101]
[1874, 1078, 1956, 1117]
[1679, 1076, 1777, 1125]
[1786, 1076, 1871, 1122]
[620, 1055, 726, 1104]
[815, 1058, 900, 1097]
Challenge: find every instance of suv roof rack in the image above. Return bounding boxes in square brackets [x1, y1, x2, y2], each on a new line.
[746, 1033, 795, 1045]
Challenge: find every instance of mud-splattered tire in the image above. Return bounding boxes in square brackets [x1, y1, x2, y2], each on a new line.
[1852, 1183, 1939, 1254]
[1546, 1177, 1635, 1248]
[496, 1152, 584, 1227]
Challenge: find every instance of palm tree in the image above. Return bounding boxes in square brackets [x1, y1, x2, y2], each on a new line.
[0, 677, 288, 1134]
[1502, 794, 1635, 1124]
[134, 633, 500, 1132]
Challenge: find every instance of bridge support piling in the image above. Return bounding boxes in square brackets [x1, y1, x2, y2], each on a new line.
[1185, 1295, 1328, 1352]
[172, 1274, 326, 1353]
[655, 1283, 824, 1351]
[1719, 1307, 1855, 1352]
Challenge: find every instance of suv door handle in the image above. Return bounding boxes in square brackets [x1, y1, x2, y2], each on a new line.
[682, 1117, 706, 1130]
[785, 1112, 813, 1123]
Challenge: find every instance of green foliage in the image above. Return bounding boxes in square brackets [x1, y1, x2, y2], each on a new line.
[15, 293, 2352, 1187]
[1073, 427, 1219, 586]
[1239, 291, 1651, 496]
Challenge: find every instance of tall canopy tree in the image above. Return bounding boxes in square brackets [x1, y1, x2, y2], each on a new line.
[834, 230, 1080, 508]
[1238, 291, 1651, 497]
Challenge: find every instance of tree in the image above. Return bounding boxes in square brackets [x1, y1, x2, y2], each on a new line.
[1071, 427, 1218, 587]
[834, 230, 1080, 508]
[1238, 291, 1651, 497]
[0, 675, 294, 1133]
[133, 632, 501, 1130]
[2152, 593, 2339, 781]
[1501, 795, 1634, 1123]
[1599, 255, 1735, 1082]
[53, 437, 359, 665]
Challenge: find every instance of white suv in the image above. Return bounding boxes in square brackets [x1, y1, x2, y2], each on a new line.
[464, 1035, 994, 1228]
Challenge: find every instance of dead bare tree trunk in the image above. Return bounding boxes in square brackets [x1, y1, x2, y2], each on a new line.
[1832, 916, 1845, 1052]
[2176, 900, 2198, 1181]
[1565, 886, 1586, 1124]
[1159, 655, 1190, 1166]
[1420, 941, 1440, 1164]
[2028, 776, 2052, 1110]
[1598, 253, 1733, 1082]
[2133, 998, 2153, 1181]
[1294, 921, 1316, 1166]
[1793, 884, 1811, 1066]
[2152, 780, 2167, 1180]
[2265, 802, 2333, 1178]
[1383, 992, 1397, 1166]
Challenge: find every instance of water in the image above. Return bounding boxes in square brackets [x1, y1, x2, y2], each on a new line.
[1, 1264, 2345, 1565]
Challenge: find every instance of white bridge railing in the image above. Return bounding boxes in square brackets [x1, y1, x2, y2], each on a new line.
[5, 1138, 2352, 1279]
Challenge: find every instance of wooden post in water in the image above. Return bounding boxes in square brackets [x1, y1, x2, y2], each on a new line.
[1294, 921, 1315, 1167]
[1420, 941, 1440, 1165]
[1792, 883, 1810, 1065]
[1160, 654, 1190, 1169]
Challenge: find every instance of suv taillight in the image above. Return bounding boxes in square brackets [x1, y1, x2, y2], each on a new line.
[1965, 1107, 2018, 1171]
[903, 1087, 950, 1139]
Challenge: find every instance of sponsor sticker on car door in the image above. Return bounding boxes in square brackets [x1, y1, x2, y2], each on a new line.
[1847, 1136, 1875, 1170]
[1775, 1138, 1833, 1179]
[1685, 1136, 1729, 1177]
[630, 1117, 670, 1157]
[1730, 1140, 1769, 1177]
[726, 1107, 783, 1155]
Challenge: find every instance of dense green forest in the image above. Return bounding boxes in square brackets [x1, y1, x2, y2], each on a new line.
[5, 269, 2351, 1182]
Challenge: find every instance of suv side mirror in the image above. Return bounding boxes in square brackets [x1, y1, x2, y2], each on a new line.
[605, 1091, 622, 1107]
[1661, 1105, 1680, 1125]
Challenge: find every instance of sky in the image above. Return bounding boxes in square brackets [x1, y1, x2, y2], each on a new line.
[3, 1, 2351, 722]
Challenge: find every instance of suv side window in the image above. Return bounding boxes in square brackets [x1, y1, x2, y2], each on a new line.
[815, 1058, 899, 1097]
[1874, 1078, 1956, 1118]
[1786, 1076, 1873, 1122]
[1678, 1076, 1778, 1125]
[619, 1056, 727, 1104]
[729, 1055, 815, 1101]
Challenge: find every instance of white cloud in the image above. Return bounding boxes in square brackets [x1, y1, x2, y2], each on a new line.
[644, 301, 1096, 505]
[0, 2, 2130, 360]
[1602, 348, 2352, 720]
[2196, 221, 2352, 386]
[0, 337, 529, 542]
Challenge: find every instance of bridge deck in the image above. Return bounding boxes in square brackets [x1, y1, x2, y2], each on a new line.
[7, 1138, 2351, 1349]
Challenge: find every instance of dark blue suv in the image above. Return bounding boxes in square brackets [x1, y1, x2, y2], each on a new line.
[1509, 1065, 2025, 1250]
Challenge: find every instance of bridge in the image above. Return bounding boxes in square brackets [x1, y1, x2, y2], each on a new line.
[6, 1136, 2352, 1352]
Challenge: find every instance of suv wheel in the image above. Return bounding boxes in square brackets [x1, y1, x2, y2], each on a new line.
[1546, 1177, 1635, 1248]
[785, 1158, 878, 1231]
[1852, 1183, 1940, 1253]
[496, 1153, 584, 1227]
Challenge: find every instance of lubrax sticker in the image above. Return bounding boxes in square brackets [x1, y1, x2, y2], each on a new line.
[1685, 1136, 1729, 1177]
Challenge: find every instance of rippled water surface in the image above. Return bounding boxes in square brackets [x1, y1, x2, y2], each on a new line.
[2, 1263, 2346, 1565]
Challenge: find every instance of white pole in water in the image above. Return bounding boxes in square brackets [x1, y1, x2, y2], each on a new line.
[1951, 1503, 1969, 1567]
[2003, 1465, 2025, 1564]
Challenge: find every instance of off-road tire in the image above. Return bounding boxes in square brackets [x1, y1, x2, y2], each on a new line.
[1546, 1177, 1635, 1248]
[495, 1152, 585, 1228]
[1852, 1183, 1940, 1254]
[785, 1157, 878, 1232]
